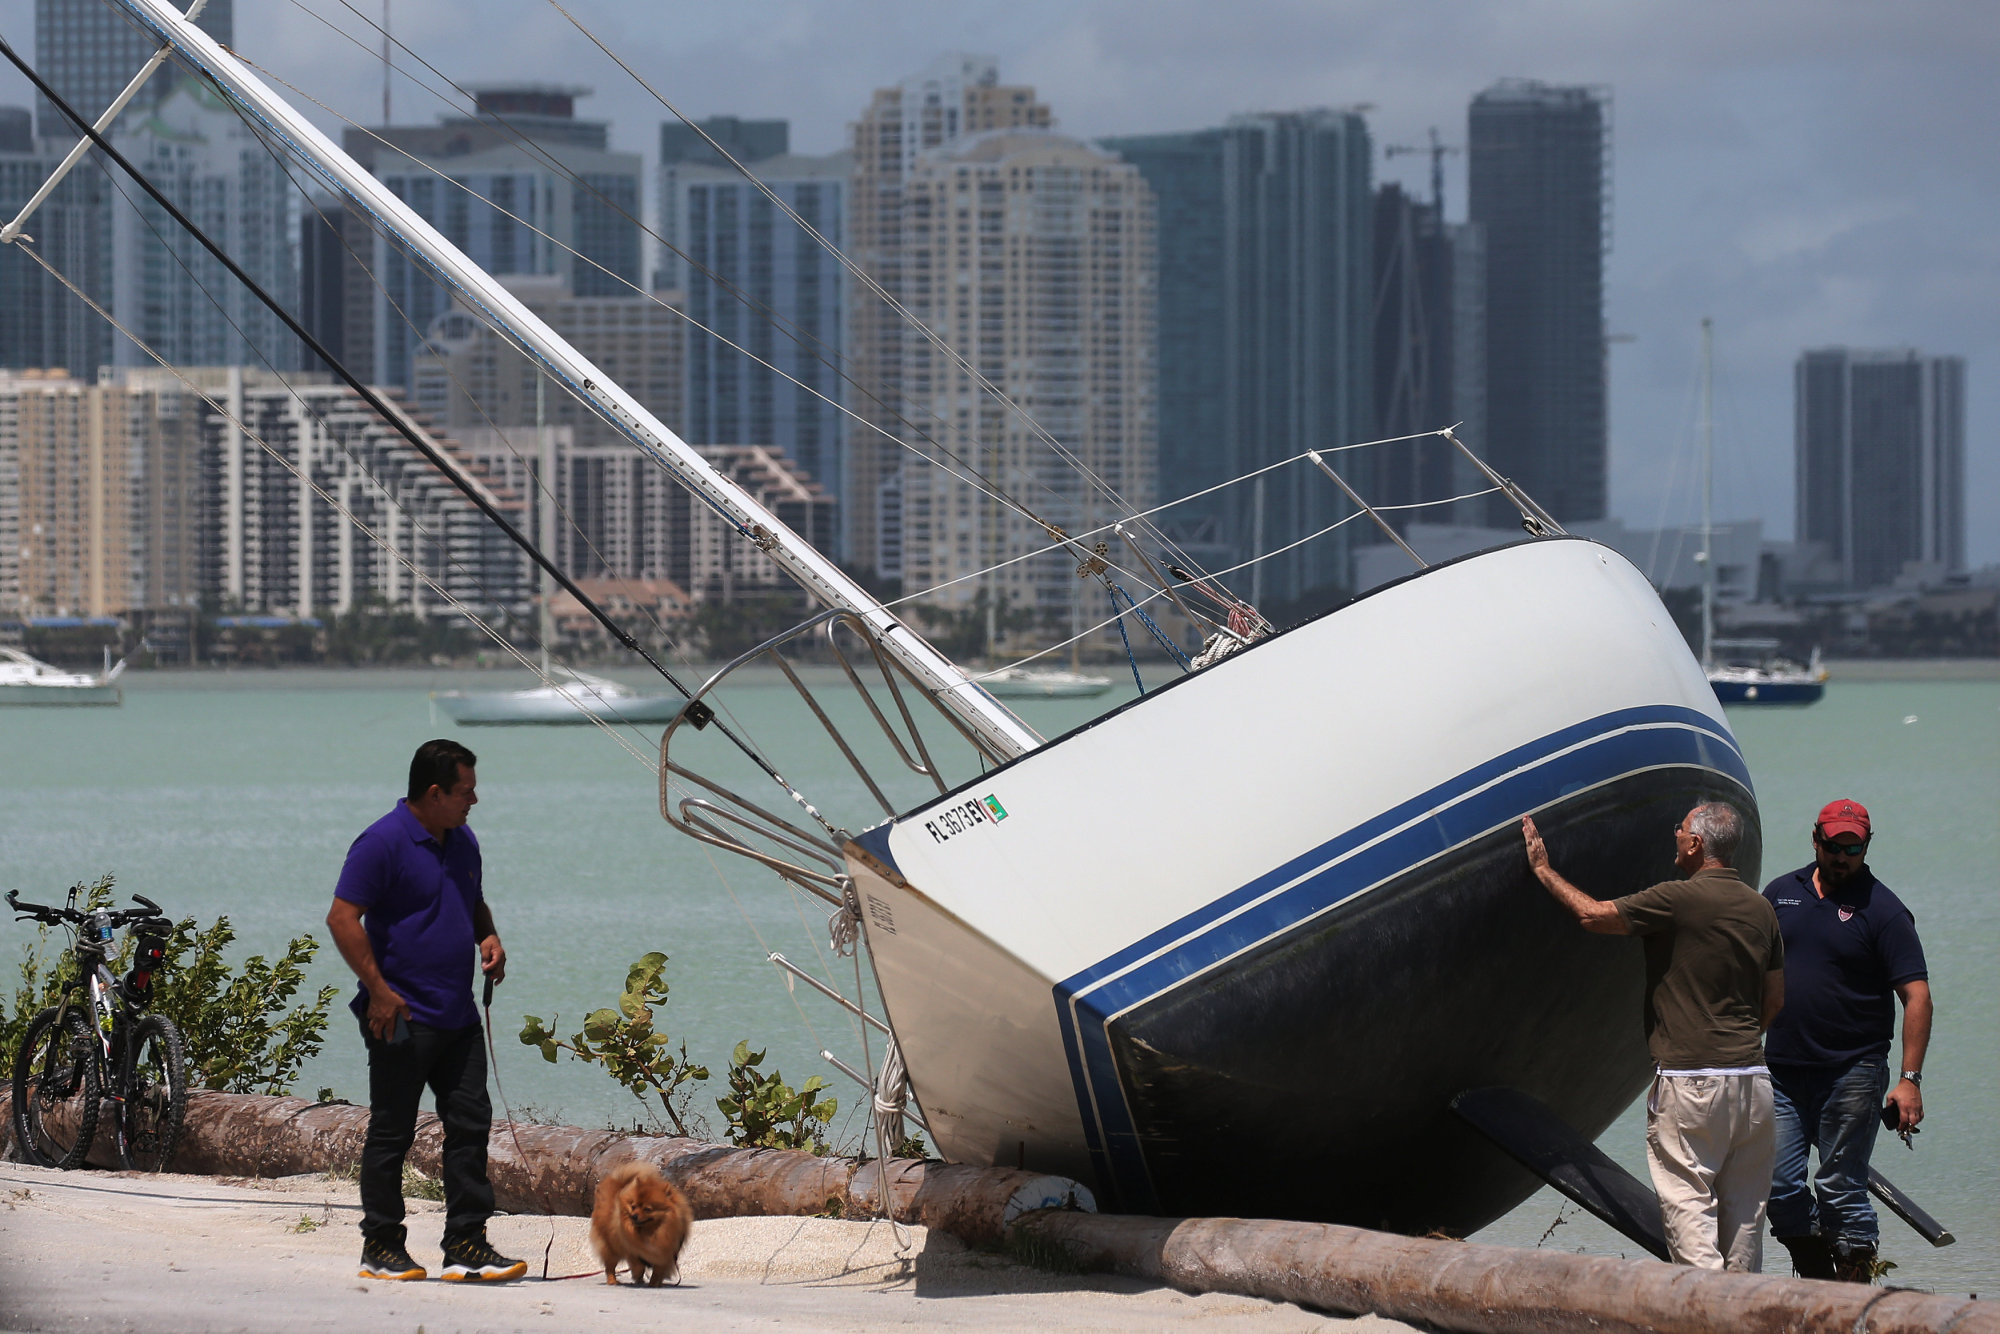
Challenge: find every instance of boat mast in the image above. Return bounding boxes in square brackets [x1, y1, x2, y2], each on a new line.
[107, 0, 1040, 759]
[1698, 317, 1714, 672]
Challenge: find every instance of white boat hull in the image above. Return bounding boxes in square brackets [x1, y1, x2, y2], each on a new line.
[844, 538, 1756, 1233]
[0, 682, 122, 706]
[432, 687, 684, 726]
[977, 669, 1116, 699]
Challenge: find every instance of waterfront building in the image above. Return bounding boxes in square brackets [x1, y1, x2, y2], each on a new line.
[108, 77, 298, 373]
[34, 0, 232, 138]
[1796, 347, 1966, 589]
[889, 127, 1156, 636]
[1104, 109, 1372, 606]
[847, 54, 1052, 585]
[1467, 79, 1609, 525]
[336, 86, 643, 389]
[411, 274, 685, 452]
[456, 428, 831, 603]
[656, 115, 789, 290]
[181, 367, 530, 620]
[667, 150, 849, 546]
[0, 367, 202, 618]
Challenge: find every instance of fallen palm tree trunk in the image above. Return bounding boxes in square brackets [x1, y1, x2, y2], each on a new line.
[5, 1091, 1991, 1332]
[0, 1089, 1085, 1245]
[1012, 1210, 1998, 1334]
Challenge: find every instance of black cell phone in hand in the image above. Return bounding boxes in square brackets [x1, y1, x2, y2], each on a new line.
[391, 1014, 412, 1045]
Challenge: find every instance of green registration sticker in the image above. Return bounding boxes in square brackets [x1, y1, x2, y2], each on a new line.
[981, 795, 1008, 822]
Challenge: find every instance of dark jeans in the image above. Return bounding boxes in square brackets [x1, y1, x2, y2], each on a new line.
[358, 1017, 494, 1246]
[1769, 1056, 1889, 1253]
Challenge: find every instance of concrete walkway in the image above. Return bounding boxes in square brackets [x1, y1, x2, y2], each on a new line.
[0, 1162, 1421, 1332]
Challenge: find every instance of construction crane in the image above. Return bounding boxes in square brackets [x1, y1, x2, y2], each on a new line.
[1384, 127, 1461, 213]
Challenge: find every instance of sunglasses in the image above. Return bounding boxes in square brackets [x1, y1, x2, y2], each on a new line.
[1818, 836, 1867, 857]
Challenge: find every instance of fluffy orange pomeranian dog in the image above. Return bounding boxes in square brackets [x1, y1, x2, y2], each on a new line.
[589, 1162, 693, 1286]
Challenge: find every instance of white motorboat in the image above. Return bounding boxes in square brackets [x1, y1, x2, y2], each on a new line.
[0, 647, 124, 706]
[431, 665, 684, 726]
[975, 667, 1115, 699]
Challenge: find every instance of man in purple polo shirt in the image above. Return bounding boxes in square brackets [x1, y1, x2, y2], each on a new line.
[327, 739, 526, 1283]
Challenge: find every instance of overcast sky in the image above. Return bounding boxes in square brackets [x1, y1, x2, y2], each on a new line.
[4, 0, 1994, 565]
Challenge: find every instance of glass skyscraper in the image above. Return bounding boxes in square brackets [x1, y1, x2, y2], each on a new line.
[1468, 80, 1609, 526]
[669, 150, 849, 552]
[34, 0, 233, 138]
[1796, 348, 1965, 589]
[1104, 109, 1374, 608]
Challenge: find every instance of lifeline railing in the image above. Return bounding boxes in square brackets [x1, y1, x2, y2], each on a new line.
[657, 608, 1011, 907]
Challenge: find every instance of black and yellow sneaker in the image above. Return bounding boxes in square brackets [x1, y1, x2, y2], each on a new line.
[358, 1235, 427, 1281]
[439, 1230, 527, 1282]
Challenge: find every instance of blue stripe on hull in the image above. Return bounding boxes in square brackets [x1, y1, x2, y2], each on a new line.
[1053, 705, 1755, 1223]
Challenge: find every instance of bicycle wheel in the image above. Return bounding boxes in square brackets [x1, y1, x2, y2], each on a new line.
[118, 1014, 188, 1172]
[11, 1005, 101, 1169]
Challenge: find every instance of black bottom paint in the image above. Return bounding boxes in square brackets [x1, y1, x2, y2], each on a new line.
[1094, 767, 1760, 1236]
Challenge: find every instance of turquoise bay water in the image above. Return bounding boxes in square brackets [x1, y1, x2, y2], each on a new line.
[1, 668, 1993, 1290]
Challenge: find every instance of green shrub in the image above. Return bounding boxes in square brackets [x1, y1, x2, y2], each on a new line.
[150, 916, 338, 1095]
[520, 951, 711, 1137]
[0, 874, 335, 1096]
[716, 1040, 837, 1155]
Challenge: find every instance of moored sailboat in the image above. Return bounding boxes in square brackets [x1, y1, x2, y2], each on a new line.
[0, 647, 125, 706]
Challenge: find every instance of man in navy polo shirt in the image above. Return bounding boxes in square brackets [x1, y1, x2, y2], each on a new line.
[1763, 799, 1931, 1283]
[327, 739, 526, 1283]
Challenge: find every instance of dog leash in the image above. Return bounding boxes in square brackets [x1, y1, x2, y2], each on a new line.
[483, 972, 564, 1281]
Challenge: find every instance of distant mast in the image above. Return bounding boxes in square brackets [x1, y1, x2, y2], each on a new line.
[1698, 317, 1714, 672]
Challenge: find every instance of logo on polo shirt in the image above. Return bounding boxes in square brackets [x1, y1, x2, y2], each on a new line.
[1776, 898, 1804, 906]
[1838, 906, 1855, 922]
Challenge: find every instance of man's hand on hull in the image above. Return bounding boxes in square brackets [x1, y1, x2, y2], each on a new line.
[1522, 816, 1550, 873]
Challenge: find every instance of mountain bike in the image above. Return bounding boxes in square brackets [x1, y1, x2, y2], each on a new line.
[8, 886, 187, 1171]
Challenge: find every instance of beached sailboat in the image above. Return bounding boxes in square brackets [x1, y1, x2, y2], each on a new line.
[0, 647, 125, 707]
[22, 6, 1756, 1241]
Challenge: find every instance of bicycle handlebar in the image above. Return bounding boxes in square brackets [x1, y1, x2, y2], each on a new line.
[6, 888, 168, 929]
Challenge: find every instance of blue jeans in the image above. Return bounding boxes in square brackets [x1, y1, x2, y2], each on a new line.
[1768, 1056, 1889, 1253]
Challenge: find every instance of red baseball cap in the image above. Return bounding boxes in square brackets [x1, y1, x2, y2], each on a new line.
[1816, 799, 1871, 841]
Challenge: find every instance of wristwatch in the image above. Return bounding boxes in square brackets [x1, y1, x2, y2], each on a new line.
[1900, 1071, 1923, 1087]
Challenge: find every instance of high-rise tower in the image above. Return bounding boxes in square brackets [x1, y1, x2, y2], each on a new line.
[34, 0, 234, 138]
[1105, 110, 1373, 606]
[1468, 79, 1608, 525]
[1796, 347, 1965, 589]
[846, 55, 1050, 585]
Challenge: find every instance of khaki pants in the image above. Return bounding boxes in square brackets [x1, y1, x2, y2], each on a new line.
[1645, 1070, 1776, 1271]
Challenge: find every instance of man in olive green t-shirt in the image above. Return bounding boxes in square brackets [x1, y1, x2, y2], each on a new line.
[1523, 802, 1786, 1272]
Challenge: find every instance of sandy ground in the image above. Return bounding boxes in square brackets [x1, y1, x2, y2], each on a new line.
[0, 1162, 1422, 1333]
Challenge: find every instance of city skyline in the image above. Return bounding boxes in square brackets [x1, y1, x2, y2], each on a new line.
[0, 0, 1990, 566]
